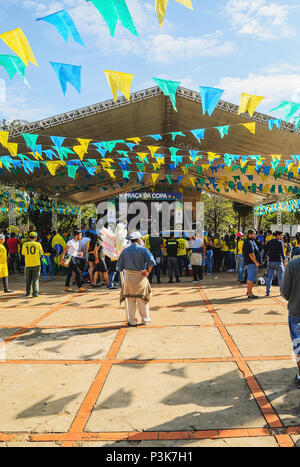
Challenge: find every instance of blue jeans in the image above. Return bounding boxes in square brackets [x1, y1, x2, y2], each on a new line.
[205, 250, 213, 274]
[109, 272, 116, 288]
[149, 256, 162, 283]
[236, 254, 244, 281]
[41, 255, 53, 280]
[177, 255, 189, 276]
[266, 261, 284, 294]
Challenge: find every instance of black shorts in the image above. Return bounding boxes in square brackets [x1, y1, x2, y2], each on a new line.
[94, 259, 108, 273]
[88, 253, 95, 262]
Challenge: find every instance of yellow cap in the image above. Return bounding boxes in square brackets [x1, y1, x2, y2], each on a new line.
[29, 231, 37, 237]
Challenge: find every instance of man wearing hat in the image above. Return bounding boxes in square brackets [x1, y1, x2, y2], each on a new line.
[117, 231, 156, 326]
[21, 232, 44, 298]
[0, 234, 13, 293]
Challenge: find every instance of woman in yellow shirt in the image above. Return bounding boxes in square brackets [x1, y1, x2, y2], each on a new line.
[0, 234, 13, 293]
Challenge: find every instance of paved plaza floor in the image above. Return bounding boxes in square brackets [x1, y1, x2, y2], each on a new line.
[0, 272, 300, 447]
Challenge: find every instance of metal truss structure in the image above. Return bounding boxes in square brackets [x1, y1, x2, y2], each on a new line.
[8, 86, 300, 138]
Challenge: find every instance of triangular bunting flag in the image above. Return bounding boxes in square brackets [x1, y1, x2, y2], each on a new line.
[199, 86, 224, 116]
[238, 93, 265, 117]
[104, 70, 134, 101]
[0, 55, 28, 84]
[37, 9, 84, 46]
[269, 101, 300, 122]
[22, 133, 38, 150]
[153, 77, 180, 111]
[0, 28, 38, 67]
[50, 62, 81, 94]
[0, 131, 9, 148]
[155, 0, 193, 26]
[87, 0, 138, 37]
[242, 123, 256, 134]
[190, 128, 205, 142]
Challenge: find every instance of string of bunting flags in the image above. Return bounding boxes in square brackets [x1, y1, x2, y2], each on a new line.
[0, 189, 80, 215]
[255, 199, 300, 216]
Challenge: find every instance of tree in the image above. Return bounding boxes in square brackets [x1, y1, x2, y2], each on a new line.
[232, 202, 253, 232]
[202, 193, 237, 233]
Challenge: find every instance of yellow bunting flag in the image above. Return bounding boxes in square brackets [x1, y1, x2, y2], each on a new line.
[6, 142, 18, 157]
[262, 184, 270, 194]
[137, 152, 148, 161]
[157, 156, 164, 165]
[101, 160, 112, 169]
[238, 93, 265, 117]
[155, 0, 193, 26]
[201, 164, 209, 171]
[151, 173, 159, 184]
[225, 166, 232, 174]
[148, 146, 160, 157]
[0, 131, 9, 148]
[242, 123, 256, 134]
[152, 163, 159, 171]
[240, 159, 248, 168]
[260, 174, 268, 182]
[284, 185, 289, 194]
[181, 166, 189, 175]
[105, 168, 116, 179]
[189, 176, 196, 186]
[0, 28, 38, 67]
[271, 154, 281, 161]
[77, 138, 91, 153]
[45, 161, 62, 176]
[104, 70, 134, 101]
[247, 166, 255, 175]
[73, 145, 86, 161]
[29, 151, 43, 161]
[292, 167, 299, 177]
[127, 137, 141, 144]
[207, 152, 220, 163]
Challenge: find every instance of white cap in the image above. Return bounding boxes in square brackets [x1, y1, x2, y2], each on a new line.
[130, 231, 142, 240]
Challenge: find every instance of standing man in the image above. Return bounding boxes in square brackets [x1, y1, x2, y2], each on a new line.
[280, 256, 300, 388]
[60, 230, 87, 293]
[148, 230, 163, 284]
[177, 235, 189, 277]
[22, 232, 44, 298]
[6, 232, 21, 274]
[265, 231, 286, 297]
[165, 232, 180, 283]
[242, 230, 261, 299]
[117, 231, 155, 326]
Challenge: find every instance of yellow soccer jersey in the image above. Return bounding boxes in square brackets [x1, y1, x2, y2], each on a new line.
[142, 234, 150, 250]
[22, 241, 44, 267]
[220, 240, 228, 252]
[177, 238, 188, 256]
[265, 235, 275, 244]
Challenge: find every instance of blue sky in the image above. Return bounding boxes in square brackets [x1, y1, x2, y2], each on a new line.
[1, 0, 300, 123]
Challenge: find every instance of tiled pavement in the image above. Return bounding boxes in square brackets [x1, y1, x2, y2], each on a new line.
[0, 272, 299, 447]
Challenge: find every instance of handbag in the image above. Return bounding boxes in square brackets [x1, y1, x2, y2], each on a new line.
[62, 254, 71, 267]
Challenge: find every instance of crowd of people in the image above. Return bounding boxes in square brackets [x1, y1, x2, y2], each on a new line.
[0, 227, 299, 298]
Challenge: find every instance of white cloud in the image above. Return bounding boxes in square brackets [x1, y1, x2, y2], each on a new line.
[0, 88, 55, 122]
[225, 0, 295, 39]
[147, 34, 237, 64]
[215, 71, 300, 114]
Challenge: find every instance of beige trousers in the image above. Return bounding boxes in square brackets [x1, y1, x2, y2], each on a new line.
[126, 298, 151, 325]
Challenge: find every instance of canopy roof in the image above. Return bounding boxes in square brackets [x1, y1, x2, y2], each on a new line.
[2, 85, 300, 206]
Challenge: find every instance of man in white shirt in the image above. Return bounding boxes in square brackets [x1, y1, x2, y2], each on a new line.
[60, 230, 87, 293]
